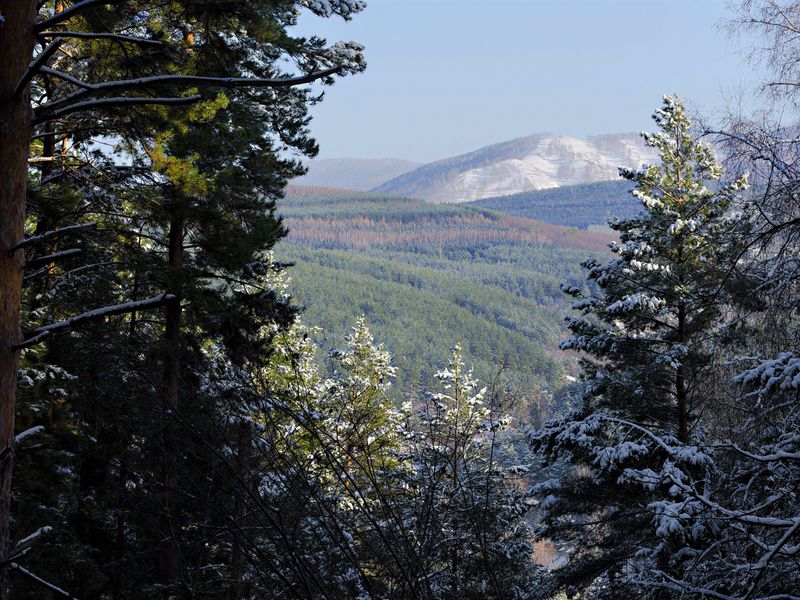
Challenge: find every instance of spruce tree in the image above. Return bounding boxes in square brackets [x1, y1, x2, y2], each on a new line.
[395, 346, 538, 600]
[531, 95, 748, 596]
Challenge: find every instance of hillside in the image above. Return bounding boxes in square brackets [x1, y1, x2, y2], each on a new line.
[277, 188, 611, 415]
[470, 179, 637, 228]
[372, 133, 656, 203]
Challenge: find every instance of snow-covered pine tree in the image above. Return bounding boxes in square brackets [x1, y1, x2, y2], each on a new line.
[327, 317, 399, 479]
[224, 317, 405, 599]
[396, 346, 539, 600]
[530, 95, 748, 597]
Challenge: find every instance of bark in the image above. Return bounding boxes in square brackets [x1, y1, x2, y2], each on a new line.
[159, 210, 183, 590]
[0, 2, 36, 597]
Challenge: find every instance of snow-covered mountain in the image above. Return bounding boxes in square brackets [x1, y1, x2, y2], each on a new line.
[372, 133, 658, 203]
[293, 157, 422, 191]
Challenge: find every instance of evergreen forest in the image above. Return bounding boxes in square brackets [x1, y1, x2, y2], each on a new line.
[0, 1, 799, 599]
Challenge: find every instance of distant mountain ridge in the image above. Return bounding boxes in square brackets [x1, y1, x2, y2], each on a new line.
[293, 157, 422, 190]
[372, 133, 658, 203]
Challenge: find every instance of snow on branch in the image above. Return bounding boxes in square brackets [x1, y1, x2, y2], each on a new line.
[12, 37, 63, 98]
[8, 222, 97, 255]
[37, 30, 164, 46]
[26, 248, 82, 269]
[8, 562, 75, 598]
[13, 293, 176, 350]
[38, 67, 93, 90]
[8, 526, 53, 561]
[15, 426, 45, 445]
[727, 443, 800, 463]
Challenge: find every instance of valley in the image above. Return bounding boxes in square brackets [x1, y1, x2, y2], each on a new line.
[278, 184, 626, 418]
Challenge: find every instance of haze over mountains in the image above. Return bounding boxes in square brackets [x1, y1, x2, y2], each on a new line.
[300, 133, 656, 203]
[293, 157, 422, 190]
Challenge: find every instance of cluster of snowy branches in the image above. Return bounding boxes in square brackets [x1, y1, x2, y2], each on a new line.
[194, 306, 541, 599]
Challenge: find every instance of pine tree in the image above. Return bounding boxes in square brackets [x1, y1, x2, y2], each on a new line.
[531, 95, 748, 596]
[4, 1, 366, 595]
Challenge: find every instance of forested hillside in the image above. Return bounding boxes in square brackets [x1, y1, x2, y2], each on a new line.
[470, 180, 636, 228]
[278, 187, 608, 417]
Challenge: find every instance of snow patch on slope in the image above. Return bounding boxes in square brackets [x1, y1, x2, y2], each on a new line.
[375, 133, 658, 203]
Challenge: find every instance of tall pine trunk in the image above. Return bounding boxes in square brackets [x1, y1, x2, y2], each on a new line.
[0, 2, 35, 597]
[160, 211, 184, 589]
[229, 421, 250, 600]
[676, 304, 689, 443]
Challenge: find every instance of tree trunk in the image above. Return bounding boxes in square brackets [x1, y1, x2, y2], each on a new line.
[676, 304, 688, 443]
[0, 2, 36, 597]
[159, 211, 184, 590]
[229, 421, 250, 600]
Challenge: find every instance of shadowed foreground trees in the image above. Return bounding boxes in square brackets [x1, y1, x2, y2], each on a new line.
[1, 0, 364, 596]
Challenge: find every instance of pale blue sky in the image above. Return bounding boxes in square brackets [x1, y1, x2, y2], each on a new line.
[295, 0, 761, 162]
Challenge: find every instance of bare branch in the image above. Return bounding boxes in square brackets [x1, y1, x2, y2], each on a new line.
[13, 38, 63, 98]
[8, 222, 97, 255]
[14, 293, 176, 350]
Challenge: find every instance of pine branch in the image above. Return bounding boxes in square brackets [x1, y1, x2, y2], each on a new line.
[8, 526, 53, 561]
[14, 293, 176, 350]
[26, 248, 82, 269]
[33, 67, 341, 120]
[37, 30, 163, 46]
[33, 94, 203, 124]
[8, 562, 76, 598]
[8, 222, 97, 255]
[14, 427, 45, 445]
[34, 0, 127, 31]
[39, 67, 93, 90]
[12, 38, 63, 98]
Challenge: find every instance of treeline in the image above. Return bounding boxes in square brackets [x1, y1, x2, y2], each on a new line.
[279, 245, 572, 417]
[276, 189, 608, 416]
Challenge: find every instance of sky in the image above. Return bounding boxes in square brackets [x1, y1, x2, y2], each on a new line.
[294, 0, 762, 163]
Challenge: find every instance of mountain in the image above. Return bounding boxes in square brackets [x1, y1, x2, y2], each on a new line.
[372, 133, 657, 203]
[293, 157, 422, 190]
